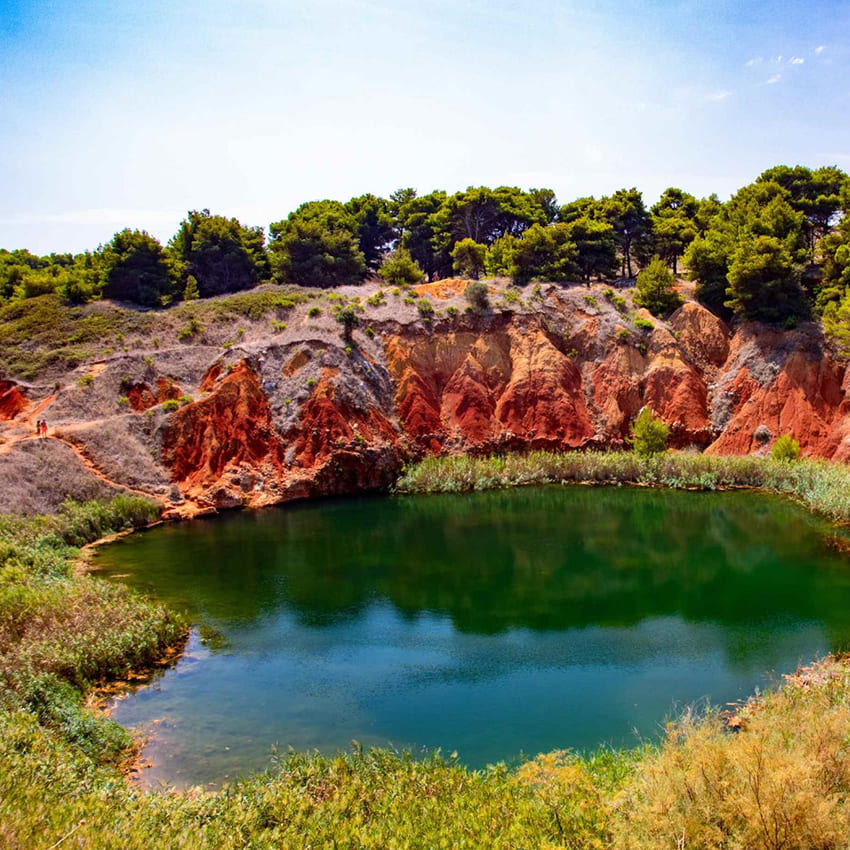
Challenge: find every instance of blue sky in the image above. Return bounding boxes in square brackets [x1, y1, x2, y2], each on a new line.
[1, 0, 848, 254]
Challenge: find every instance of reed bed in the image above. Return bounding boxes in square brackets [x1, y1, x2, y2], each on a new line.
[396, 450, 850, 523]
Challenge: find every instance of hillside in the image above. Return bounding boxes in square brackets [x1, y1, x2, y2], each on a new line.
[1, 278, 847, 518]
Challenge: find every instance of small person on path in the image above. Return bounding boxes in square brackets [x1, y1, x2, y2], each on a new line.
[41, 420, 48, 439]
[36, 419, 43, 439]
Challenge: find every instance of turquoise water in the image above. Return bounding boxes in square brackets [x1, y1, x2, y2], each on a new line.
[93, 486, 850, 788]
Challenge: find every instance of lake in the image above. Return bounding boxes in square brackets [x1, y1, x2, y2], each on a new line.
[92, 486, 850, 788]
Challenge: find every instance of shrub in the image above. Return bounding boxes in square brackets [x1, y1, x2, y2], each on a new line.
[335, 304, 359, 341]
[378, 248, 424, 287]
[307, 305, 322, 318]
[772, 434, 801, 461]
[634, 256, 682, 317]
[451, 238, 487, 279]
[416, 298, 435, 319]
[161, 399, 180, 412]
[464, 281, 489, 310]
[633, 317, 653, 331]
[616, 328, 631, 342]
[178, 315, 202, 340]
[631, 408, 669, 456]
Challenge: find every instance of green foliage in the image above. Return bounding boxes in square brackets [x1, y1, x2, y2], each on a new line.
[344, 193, 394, 271]
[822, 287, 850, 354]
[182, 275, 200, 301]
[366, 289, 387, 307]
[416, 298, 435, 318]
[450, 238, 487, 279]
[307, 305, 322, 318]
[600, 188, 652, 279]
[564, 216, 617, 283]
[631, 408, 669, 456]
[0, 249, 103, 305]
[484, 234, 518, 277]
[684, 229, 733, 315]
[177, 315, 202, 340]
[772, 434, 801, 461]
[634, 317, 653, 330]
[757, 164, 848, 259]
[377, 247, 424, 287]
[650, 187, 699, 274]
[725, 235, 805, 322]
[269, 201, 366, 288]
[635, 256, 682, 317]
[510, 223, 577, 285]
[169, 210, 269, 298]
[100, 229, 176, 307]
[464, 281, 489, 310]
[335, 304, 359, 341]
[161, 399, 180, 412]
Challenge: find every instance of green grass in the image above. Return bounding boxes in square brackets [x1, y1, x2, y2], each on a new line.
[0, 496, 184, 772]
[0, 287, 312, 379]
[395, 450, 850, 523]
[0, 295, 155, 378]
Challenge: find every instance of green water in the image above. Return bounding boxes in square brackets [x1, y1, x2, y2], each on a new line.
[93, 486, 850, 789]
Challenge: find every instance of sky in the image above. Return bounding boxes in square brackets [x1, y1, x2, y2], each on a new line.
[1, 0, 848, 254]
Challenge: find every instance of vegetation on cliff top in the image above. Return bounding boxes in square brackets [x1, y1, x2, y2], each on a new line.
[4, 165, 850, 347]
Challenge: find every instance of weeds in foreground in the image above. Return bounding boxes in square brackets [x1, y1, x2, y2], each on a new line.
[0, 496, 184, 768]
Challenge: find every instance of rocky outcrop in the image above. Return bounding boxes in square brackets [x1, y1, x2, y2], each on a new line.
[0, 380, 28, 420]
[7, 285, 850, 517]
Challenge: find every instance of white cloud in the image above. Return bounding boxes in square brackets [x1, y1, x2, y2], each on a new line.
[815, 45, 826, 54]
[775, 55, 783, 63]
[708, 90, 732, 101]
[766, 74, 782, 84]
[790, 57, 805, 64]
[745, 57, 762, 67]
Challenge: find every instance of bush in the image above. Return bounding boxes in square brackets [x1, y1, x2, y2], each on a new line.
[335, 304, 360, 341]
[307, 305, 322, 318]
[416, 298, 435, 319]
[634, 256, 682, 317]
[451, 239, 487, 279]
[772, 434, 801, 461]
[634, 317, 653, 331]
[464, 281, 489, 310]
[378, 249, 424, 287]
[631, 408, 669, 456]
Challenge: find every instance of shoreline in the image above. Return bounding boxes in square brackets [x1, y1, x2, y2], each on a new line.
[82, 452, 850, 792]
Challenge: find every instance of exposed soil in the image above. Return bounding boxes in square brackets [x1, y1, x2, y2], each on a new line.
[2, 279, 848, 517]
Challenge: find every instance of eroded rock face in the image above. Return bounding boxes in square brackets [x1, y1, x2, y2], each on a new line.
[12, 293, 850, 518]
[384, 313, 717, 452]
[161, 361, 287, 506]
[0, 380, 28, 420]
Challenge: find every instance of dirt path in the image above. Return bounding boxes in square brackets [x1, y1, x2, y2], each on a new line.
[0, 418, 164, 505]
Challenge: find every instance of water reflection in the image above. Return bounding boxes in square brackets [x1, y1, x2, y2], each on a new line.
[94, 486, 850, 786]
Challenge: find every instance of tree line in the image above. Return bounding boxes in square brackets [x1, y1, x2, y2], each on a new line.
[2, 164, 849, 329]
